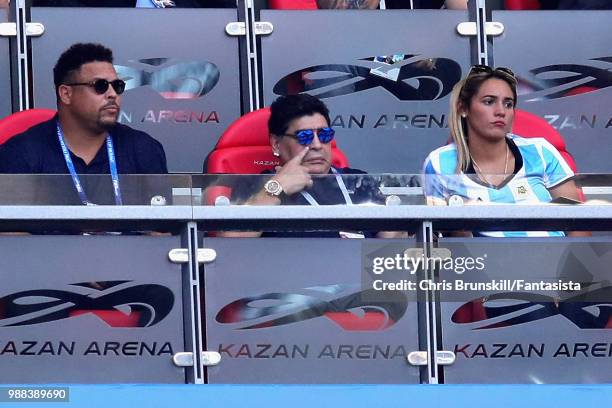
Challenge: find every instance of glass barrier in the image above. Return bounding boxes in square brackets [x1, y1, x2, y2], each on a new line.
[194, 173, 424, 236]
[0, 174, 192, 206]
[1, 173, 611, 208]
[422, 173, 612, 207]
[576, 174, 612, 203]
[0, 232, 187, 383]
[193, 173, 424, 207]
[190, 173, 612, 236]
[201, 237, 421, 384]
[194, 173, 612, 207]
[437, 236, 612, 383]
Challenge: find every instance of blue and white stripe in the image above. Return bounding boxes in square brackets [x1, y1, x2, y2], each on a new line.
[422, 134, 574, 237]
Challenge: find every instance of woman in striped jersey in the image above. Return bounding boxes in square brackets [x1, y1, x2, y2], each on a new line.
[422, 65, 585, 237]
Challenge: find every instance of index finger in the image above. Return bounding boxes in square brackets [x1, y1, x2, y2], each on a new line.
[289, 146, 310, 163]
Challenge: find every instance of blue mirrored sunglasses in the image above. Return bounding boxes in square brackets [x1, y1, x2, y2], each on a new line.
[283, 127, 335, 146]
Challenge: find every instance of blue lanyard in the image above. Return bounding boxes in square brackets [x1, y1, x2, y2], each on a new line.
[56, 122, 123, 206]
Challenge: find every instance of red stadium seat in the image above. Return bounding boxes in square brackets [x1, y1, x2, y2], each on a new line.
[513, 109, 585, 201]
[512, 108, 577, 172]
[207, 107, 348, 174]
[0, 108, 57, 145]
[269, 0, 318, 9]
[505, 0, 541, 9]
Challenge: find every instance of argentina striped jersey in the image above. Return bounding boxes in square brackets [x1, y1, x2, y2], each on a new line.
[422, 134, 574, 237]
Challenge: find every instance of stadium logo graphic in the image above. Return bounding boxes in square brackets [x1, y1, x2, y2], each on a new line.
[452, 286, 612, 330]
[216, 284, 407, 331]
[273, 54, 462, 101]
[115, 58, 220, 99]
[0, 281, 174, 328]
[519, 57, 612, 101]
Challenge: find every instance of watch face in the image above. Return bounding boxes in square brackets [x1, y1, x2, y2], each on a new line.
[265, 180, 282, 196]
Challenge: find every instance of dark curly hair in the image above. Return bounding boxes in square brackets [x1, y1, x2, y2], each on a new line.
[53, 43, 114, 97]
[268, 94, 331, 136]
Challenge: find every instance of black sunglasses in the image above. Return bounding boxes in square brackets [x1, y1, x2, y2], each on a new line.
[468, 65, 516, 79]
[65, 79, 126, 95]
[282, 127, 335, 146]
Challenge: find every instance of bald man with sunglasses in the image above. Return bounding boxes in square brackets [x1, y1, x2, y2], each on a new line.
[0, 43, 167, 203]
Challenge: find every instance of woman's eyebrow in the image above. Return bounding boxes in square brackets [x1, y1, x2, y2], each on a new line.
[480, 95, 514, 99]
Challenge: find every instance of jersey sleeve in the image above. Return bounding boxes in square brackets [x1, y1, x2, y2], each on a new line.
[422, 155, 448, 205]
[539, 139, 574, 188]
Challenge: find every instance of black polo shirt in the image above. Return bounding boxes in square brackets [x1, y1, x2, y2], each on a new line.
[0, 116, 167, 175]
[0, 116, 168, 205]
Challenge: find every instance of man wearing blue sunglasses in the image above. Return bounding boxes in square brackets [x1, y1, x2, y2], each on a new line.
[246, 94, 366, 208]
[267, 96, 338, 197]
[222, 94, 406, 238]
